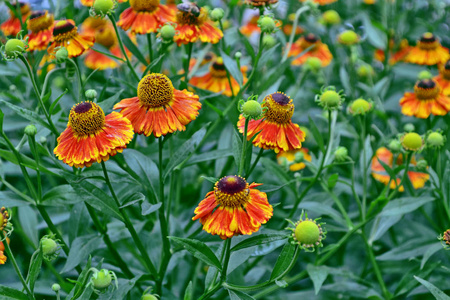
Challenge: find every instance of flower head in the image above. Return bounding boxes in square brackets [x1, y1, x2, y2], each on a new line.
[174, 2, 223, 45]
[244, 0, 278, 7]
[26, 11, 54, 51]
[334, 146, 348, 162]
[91, 0, 116, 17]
[0, 207, 13, 239]
[192, 176, 273, 239]
[0, 238, 9, 265]
[401, 132, 424, 151]
[439, 229, 450, 250]
[287, 211, 326, 252]
[0, 2, 31, 37]
[240, 15, 260, 36]
[238, 92, 306, 153]
[434, 60, 450, 96]
[114, 73, 201, 137]
[277, 148, 312, 172]
[240, 98, 263, 120]
[189, 57, 247, 97]
[48, 20, 95, 58]
[404, 33, 450, 65]
[399, 79, 450, 119]
[54, 102, 134, 168]
[117, 0, 175, 34]
[371, 147, 429, 192]
[288, 33, 333, 67]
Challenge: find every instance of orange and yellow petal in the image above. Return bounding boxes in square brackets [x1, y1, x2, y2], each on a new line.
[117, 6, 174, 34]
[404, 46, 450, 66]
[54, 112, 133, 168]
[407, 171, 430, 189]
[84, 46, 123, 70]
[174, 23, 223, 46]
[0, 17, 22, 37]
[277, 148, 311, 171]
[27, 28, 53, 51]
[288, 39, 333, 67]
[190, 72, 245, 97]
[400, 92, 450, 119]
[0, 251, 6, 265]
[48, 34, 95, 58]
[435, 75, 450, 96]
[300, 0, 338, 5]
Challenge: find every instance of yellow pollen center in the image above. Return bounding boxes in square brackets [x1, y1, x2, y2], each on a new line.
[28, 12, 54, 32]
[137, 73, 174, 108]
[263, 95, 294, 124]
[176, 7, 208, 26]
[69, 102, 106, 136]
[130, 0, 160, 11]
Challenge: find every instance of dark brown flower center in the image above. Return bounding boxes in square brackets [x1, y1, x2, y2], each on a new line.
[304, 33, 319, 43]
[414, 79, 440, 100]
[263, 92, 294, 124]
[28, 11, 54, 32]
[214, 176, 250, 207]
[210, 57, 227, 78]
[418, 32, 439, 50]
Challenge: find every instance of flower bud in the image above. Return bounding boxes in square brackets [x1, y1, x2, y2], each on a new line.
[258, 16, 277, 33]
[92, 269, 113, 290]
[357, 64, 374, 78]
[294, 151, 304, 163]
[440, 229, 450, 249]
[418, 70, 432, 80]
[24, 124, 37, 137]
[234, 52, 242, 59]
[403, 123, 415, 132]
[160, 24, 176, 42]
[52, 284, 61, 292]
[262, 35, 276, 48]
[337, 30, 359, 46]
[322, 10, 340, 25]
[93, 0, 114, 15]
[334, 146, 348, 162]
[349, 98, 372, 115]
[4, 39, 26, 59]
[41, 237, 58, 257]
[388, 139, 402, 152]
[306, 57, 322, 72]
[55, 47, 69, 62]
[316, 87, 344, 110]
[242, 100, 262, 119]
[210, 8, 224, 22]
[416, 159, 428, 171]
[85, 89, 98, 101]
[142, 295, 158, 300]
[401, 132, 423, 151]
[287, 211, 325, 252]
[426, 131, 445, 148]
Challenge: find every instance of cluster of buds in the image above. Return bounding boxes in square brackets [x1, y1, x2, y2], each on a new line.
[286, 211, 326, 252]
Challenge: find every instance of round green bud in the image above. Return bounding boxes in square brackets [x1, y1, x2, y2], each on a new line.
[210, 8, 224, 22]
[5, 39, 25, 58]
[85, 89, 98, 100]
[141, 295, 158, 300]
[388, 139, 402, 152]
[338, 30, 359, 45]
[401, 132, 423, 151]
[349, 98, 371, 115]
[55, 47, 69, 62]
[294, 151, 304, 163]
[319, 90, 341, 109]
[9, 85, 17, 92]
[92, 269, 112, 290]
[41, 238, 58, 256]
[322, 10, 340, 25]
[52, 284, 61, 292]
[39, 136, 47, 144]
[295, 220, 320, 245]
[235, 52, 242, 59]
[160, 24, 176, 41]
[357, 65, 374, 78]
[93, 0, 114, 14]
[334, 146, 348, 162]
[418, 70, 432, 80]
[24, 124, 37, 137]
[259, 16, 276, 33]
[242, 100, 262, 118]
[306, 57, 322, 72]
[416, 159, 428, 171]
[426, 132, 445, 148]
[262, 35, 276, 48]
[403, 123, 415, 132]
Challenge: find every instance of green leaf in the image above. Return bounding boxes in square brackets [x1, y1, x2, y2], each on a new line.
[25, 249, 43, 293]
[232, 128, 243, 168]
[228, 290, 255, 300]
[70, 180, 123, 221]
[119, 30, 147, 66]
[97, 275, 143, 300]
[187, 149, 233, 166]
[184, 281, 193, 300]
[49, 89, 69, 114]
[361, 13, 386, 49]
[220, 49, 243, 86]
[19, 206, 38, 247]
[66, 256, 93, 299]
[166, 126, 207, 178]
[168, 236, 222, 270]
[270, 243, 296, 280]
[377, 238, 435, 261]
[327, 173, 339, 189]
[380, 196, 435, 217]
[97, 89, 124, 112]
[231, 233, 289, 252]
[421, 243, 442, 270]
[42, 185, 82, 206]
[61, 235, 102, 273]
[307, 264, 329, 295]
[308, 116, 324, 153]
[201, 176, 218, 184]
[0, 285, 29, 300]
[366, 196, 389, 219]
[0, 99, 53, 131]
[120, 192, 145, 208]
[141, 202, 162, 216]
[414, 276, 450, 300]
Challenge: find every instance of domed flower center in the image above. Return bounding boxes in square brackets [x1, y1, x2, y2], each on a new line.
[202, 52, 215, 65]
[176, 4, 207, 26]
[441, 60, 450, 80]
[69, 102, 106, 136]
[28, 11, 54, 32]
[414, 79, 440, 100]
[95, 27, 116, 48]
[53, 20, 77, 42]
[263, 92, 294, 124]
[300, 33, 319, 50]
[210, 57, 227, 78]
[14, 2, 30, 15]
[0, 207, 7, 231]
[130, 0, 160, 12]
[418, 32, 439, 50]
[214, 176, 250, 207]
[444, 230, 450, 245]
[137, 73, 174, 108]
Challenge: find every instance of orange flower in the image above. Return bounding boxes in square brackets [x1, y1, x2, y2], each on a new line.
[80, 0, 127, 6]
[174, 3, 223, 45]
[26, 11, 54, 51]
[240, 15, 260, 36]
[192, 175, 273, 239]
[288, 34, 333, 67]
[84, 24, 125, 70]
[54, 102, 134, 168]
[277, 148, 312, 172]
[404, 33, 450, 65]
[300, 0, 338, 5]
[0, 236, 10, 265]
[114, 73, 201, 137]
[80, 17, 108, 36]
[399, 79, 450, 119]
[117, 0, 175, 34]
[238, 92, 305, 153]
[189, 57, 247, 97]
[371, 147, 429, 192]
[47, 20, 95, 58]
[245, 0, 278, 6]
[434, 60, 450, 96]
[375, 39, 411, 65]
[0, 2, 31, 37]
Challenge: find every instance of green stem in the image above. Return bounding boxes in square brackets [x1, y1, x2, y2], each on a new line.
[108, 13, 140, 82]
[246, 147, 264, 178]
[360, 115, 368, 220]
[0, 231, 35, 300]
[68, 59, 84, 101]
[238, 33, 264, 95]
[147, 33, 154, 62]
[281, 6, 310, 62]
[387, 153, 411, 201]
[18, 56, 58, 136]
[220, 238, 232, 282]
[238, 118, 249, 176]
[184, 43, 193, 81]
[100, 161, 158, 279]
